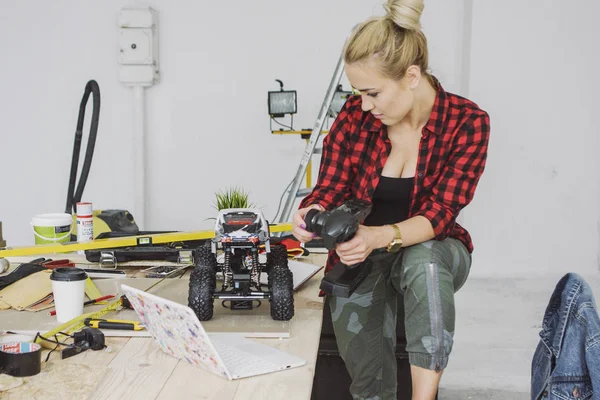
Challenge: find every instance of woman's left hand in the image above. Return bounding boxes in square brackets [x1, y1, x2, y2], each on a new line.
[335, 225, 380, 266]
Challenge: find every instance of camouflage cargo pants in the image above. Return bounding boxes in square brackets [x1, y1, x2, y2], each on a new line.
[329, 238, 471, 400]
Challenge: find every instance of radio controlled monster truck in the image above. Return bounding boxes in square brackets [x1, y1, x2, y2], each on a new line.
[188, 208, 294, 321]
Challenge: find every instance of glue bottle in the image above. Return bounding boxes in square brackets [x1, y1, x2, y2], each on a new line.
[76, 202, 94, 243]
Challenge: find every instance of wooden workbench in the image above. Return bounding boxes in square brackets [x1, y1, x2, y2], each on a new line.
[0, 254, 327, 400]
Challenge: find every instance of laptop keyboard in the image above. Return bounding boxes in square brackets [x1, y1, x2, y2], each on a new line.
[211, 339, 283, 378]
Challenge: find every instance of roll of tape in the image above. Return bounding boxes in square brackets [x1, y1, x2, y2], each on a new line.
[0, 342, 42, 377]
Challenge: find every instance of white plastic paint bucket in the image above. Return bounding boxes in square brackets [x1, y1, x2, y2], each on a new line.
[31, 213, 73, 244]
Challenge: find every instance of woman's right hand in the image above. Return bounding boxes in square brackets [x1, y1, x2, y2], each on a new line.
[292, 204, 325, 243]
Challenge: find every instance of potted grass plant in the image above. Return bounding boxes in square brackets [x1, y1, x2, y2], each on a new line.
[212, 186, 256, 211]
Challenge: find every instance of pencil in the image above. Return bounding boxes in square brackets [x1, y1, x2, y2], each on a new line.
[48, 294, 116, 316]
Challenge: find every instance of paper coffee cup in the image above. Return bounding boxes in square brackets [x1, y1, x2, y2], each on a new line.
[50, 268, 88, 323]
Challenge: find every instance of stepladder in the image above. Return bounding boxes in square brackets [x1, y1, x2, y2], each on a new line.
[276, 53, 348, 224]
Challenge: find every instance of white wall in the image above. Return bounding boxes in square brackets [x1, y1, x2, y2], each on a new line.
[0, 0, 464, 246]
[6, 1, 594, 280]
[464, 0, 600, 277]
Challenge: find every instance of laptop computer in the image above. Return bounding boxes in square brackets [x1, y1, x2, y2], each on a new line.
[120, 284, 306, 380]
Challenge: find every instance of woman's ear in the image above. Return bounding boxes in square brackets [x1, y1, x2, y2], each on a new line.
[405, 65, 421, 89]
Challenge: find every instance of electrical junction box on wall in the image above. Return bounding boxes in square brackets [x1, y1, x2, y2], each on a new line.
[119, 6, 159, 86]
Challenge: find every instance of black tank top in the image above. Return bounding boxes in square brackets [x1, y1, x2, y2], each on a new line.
[363, 176, 414, 226]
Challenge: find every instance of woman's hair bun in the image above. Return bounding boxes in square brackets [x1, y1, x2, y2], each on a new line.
[383, 0, 424, 31]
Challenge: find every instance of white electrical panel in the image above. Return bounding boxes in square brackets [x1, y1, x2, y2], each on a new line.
[119, 6, 159, 86]
[120, 29, 154, 65]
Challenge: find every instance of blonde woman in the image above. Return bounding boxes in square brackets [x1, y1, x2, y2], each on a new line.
[292, 0, 491, 398]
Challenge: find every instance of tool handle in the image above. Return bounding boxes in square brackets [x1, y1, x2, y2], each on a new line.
[83, 294, 115, 306]
[84, 318, 142, 331]
[94, 321, 138, 330]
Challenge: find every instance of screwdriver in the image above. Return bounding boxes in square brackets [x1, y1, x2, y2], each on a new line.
[83, 318, 144, 331]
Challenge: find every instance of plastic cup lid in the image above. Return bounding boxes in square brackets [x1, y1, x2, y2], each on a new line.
[50, 267, 88, 282]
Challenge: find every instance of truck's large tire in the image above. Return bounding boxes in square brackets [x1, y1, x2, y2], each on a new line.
[269, 265, 294, 321]
[267, 243, 288, 280]
[193, 245, 218, 270]
[267, 244, 288, 267]
[188, 246, 217, 321]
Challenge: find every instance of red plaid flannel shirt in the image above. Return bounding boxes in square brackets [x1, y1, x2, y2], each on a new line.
[299, 80, 490, 273]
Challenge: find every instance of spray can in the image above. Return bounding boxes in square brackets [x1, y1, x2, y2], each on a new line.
[76, 202, 94, 243]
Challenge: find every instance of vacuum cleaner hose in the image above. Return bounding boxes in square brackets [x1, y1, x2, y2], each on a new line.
[65, 80, 101, 214]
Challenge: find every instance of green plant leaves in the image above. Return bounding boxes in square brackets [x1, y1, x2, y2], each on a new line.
[213, 187, 256, 210]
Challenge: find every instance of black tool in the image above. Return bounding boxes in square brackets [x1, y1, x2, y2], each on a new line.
[61, 327, 106, 359]
[0, 263, 46, 291]
[304, 199, 372, 298]
[85, 244, 193, 263]
[73, 327, 105, 350]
